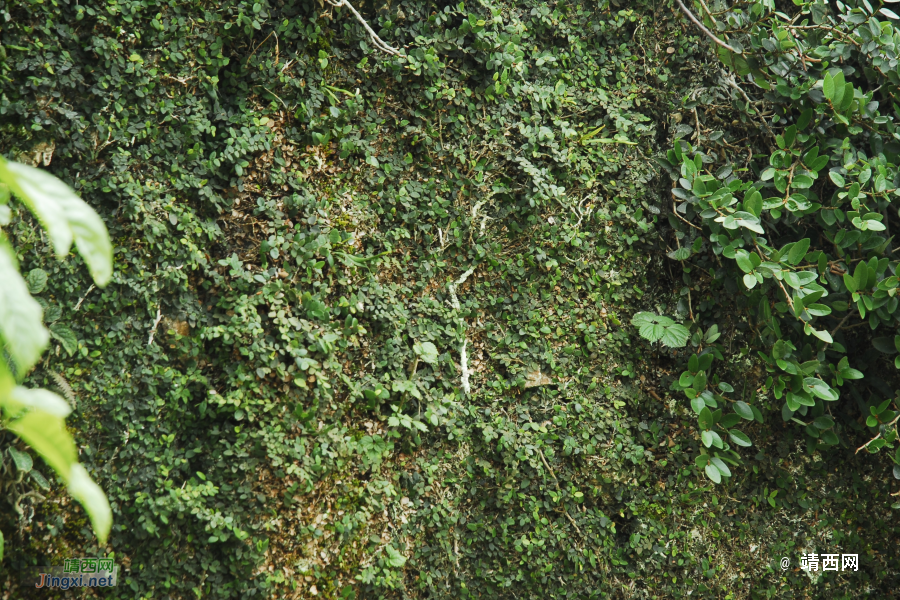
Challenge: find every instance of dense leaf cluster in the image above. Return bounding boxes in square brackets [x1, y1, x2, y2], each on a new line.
[1, 0, 899, 597]
[653, 0, 900, 487]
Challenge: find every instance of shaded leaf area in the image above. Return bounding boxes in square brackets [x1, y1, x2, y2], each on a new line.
[0, 0, 898, 599]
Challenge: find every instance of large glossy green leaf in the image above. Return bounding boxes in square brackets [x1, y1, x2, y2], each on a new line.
[633, 312, 688, 347]
[67, 464, 112, 545]
[0, 159, 112, 286]
[7, 386, 72, 417]
[661, 323, 690, 348]
[5, 410, 77, 478]
[0, 347, 13, 398]
[0, 242, 49, 371]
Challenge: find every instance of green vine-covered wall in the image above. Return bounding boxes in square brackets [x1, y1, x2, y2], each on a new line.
[1, 0, 898, 597]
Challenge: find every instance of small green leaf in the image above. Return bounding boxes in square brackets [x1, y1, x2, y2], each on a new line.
[667, 247, 691, 260]
[735, 253, 754, 273]
[691, 397, 706, 414]
[811, 328, 833, 344]
[710, 457, 731, 477]
[867, 439, 887, 453]
[705, 463, 722, 483]
[734, 401, 755, 420]
[729, 430, 753, 447]
[693, 370, 707, 391]
[805, 377, 839, 401]
[414, 341, 439, 365]
[821, 430, 839, 445]
[30, 469, 50, 490]
[823, 72, 834, 100]
[385, 545, 408, 568]
[49, 323, 79, 357]
[719, 413, 741, 428]
[744, 190, 763, 217]
[788, 239, 810, 265]
[813, 416, 834, 429]
[8, 446, 33, 472]
[44, 303, 62, 323]
[26, 268, 48, 294]
[829, 171, 845, 187]
[854, 261, 867, 291]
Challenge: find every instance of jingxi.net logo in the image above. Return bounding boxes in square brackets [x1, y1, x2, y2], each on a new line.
[28, 557, 118, 589]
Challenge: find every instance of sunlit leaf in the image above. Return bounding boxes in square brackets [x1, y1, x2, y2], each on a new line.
[0, 242, 49, 371]
[67, 464, 112, 545]
[0, 159, 112, 286]
[5, 410, 77, 480]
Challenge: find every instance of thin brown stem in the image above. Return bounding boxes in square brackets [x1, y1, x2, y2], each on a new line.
[830, 313, 852, 337]
[674, 0, 741, 54]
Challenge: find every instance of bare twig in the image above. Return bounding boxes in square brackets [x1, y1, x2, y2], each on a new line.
[719, 70, 775, 137]
[829, 313, 852, 337]
[538, 448, 582, 536]
[73, 284, 95, 311]
[692, 107, 701, 142]
[672, 199, 703, 231]
[147, 307, 163, 346]
[675, 235, 694, 322]
[674, 0, 741, 54]
[460, 338, 471, 394]
[327, 0, 401, 55]
[856, 413, 900, 454]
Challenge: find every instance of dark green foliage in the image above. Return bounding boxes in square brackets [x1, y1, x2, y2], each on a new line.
[1, 0, 900, 597]
[655, 0, 900, 488]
